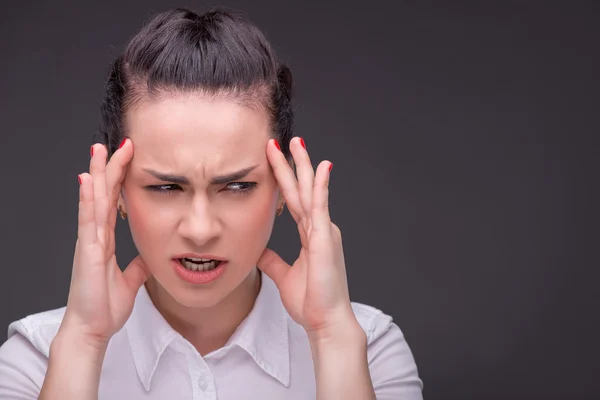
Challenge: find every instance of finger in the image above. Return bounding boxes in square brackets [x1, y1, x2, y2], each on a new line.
[296, 219, 310, 251]
[122, 255, 151, 292]
[105, 138, 134, 230]
[256, 247, 290, 288]
[311, 160, 333, 233]
[77, 173, 97, 245]
[266, 138, 305, 224]
[290, 137, 315, 219]
[90, 144, 109, 242]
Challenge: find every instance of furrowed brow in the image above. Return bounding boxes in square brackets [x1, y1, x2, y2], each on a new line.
[143, 164, 259, 185]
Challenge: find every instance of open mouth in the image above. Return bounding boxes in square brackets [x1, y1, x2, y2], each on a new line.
[177, 258, 224, 272]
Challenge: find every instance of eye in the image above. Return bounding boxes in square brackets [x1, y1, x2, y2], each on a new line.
[144, 182, 257, 195]
[145, 184, 182, 194]
[225, 182, 257, 194]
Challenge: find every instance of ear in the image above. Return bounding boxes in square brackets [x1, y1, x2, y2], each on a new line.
[276, 192, 285, 209]
[117, 192, 126, 212]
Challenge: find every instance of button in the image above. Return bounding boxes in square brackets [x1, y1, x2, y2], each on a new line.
[198, 375, 208, 390]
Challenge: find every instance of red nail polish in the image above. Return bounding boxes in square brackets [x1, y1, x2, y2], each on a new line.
[119, 138, 127, 149]
[78, 175, 82, 185]
[90, 145, 94, 157]
[300, 137, 306, 149]
[274, 139, 281, 151]
[329, 163, 333, 172]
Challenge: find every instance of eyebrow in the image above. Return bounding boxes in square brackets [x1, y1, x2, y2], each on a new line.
[142, 164, 260, 185]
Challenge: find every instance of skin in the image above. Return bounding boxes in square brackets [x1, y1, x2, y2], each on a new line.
[119, 95, 281, 353]
[40, 92, 376, 400]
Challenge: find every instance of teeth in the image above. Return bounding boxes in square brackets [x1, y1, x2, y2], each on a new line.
[181, 259, 218, 272]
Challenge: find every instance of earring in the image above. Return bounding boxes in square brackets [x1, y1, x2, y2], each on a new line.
[276, 203, 285, 216]
[118, 205, 127, 220]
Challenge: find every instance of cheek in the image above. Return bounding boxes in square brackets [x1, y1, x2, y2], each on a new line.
[224, 186, 278, 248]
[123, 189, 170, 252]
[246, 191, 277, 229]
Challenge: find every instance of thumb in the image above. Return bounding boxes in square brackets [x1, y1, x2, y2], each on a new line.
[123, 255, 151, 292]
[256, 248, 289, 287]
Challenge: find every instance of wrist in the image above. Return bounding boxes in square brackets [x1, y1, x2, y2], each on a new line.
[307, 314, 366, 354]
[51, 325, 109, 362]
[41, 326, 108, 399]
[307, 316, 375, 400]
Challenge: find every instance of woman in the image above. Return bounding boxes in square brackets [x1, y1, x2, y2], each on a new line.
[0, 7, 422, 399]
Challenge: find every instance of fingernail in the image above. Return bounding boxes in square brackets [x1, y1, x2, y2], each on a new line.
[78, 174, 82, 185]
[274, 139, 281, 151]
[329, 163, 333, 172]
[299, 137, 306, 149]
[90, 145, 94, 157]
[119, 138, 127, 149]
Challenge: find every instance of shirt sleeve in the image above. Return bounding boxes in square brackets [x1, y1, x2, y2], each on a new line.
[367, 313, 424, 400]
[0, 333, 46, 399]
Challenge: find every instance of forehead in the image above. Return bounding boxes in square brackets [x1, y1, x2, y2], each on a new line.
[124, 94, 272, 178]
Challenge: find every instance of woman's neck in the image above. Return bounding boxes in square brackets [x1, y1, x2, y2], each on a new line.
[144, 268, 262, 356]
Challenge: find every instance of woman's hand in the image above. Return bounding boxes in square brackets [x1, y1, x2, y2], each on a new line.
[59, 140, 150, 347]
[257, 137, 360, 339]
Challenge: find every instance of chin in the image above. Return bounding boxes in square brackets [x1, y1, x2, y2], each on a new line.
[159, 279, 230, 308]
[173, 290, 227, 309]
[153, 267, 257, 309]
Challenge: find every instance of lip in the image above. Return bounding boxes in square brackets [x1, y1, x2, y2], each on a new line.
[173, 253, 228, 261]
[172, 259, 227, 284]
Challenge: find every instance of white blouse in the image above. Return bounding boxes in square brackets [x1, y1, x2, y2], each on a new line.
[0, 274, 423, 399]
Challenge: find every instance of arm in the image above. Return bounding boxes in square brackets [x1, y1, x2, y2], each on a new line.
[0, 329, 108, 400]
[39, 330, 108, 400]
[309, 311, 423, 400]
[257, 137, 422, 399]
[309, 318, 376, 400]
[40, 141, 148, 399]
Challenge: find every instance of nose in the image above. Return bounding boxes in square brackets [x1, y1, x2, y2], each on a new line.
[177, 195, 222, 246]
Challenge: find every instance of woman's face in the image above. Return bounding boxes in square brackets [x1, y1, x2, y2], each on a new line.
[120, 94, 280, 308]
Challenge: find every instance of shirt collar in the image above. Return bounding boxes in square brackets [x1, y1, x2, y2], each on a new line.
[125, 272, 290, 391]
[224, 272, 290, 386]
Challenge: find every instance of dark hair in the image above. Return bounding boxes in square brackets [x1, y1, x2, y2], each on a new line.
[95, 7, 294, 160]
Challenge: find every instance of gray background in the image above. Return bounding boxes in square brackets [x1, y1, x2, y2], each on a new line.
[0, 1, 598, 399]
